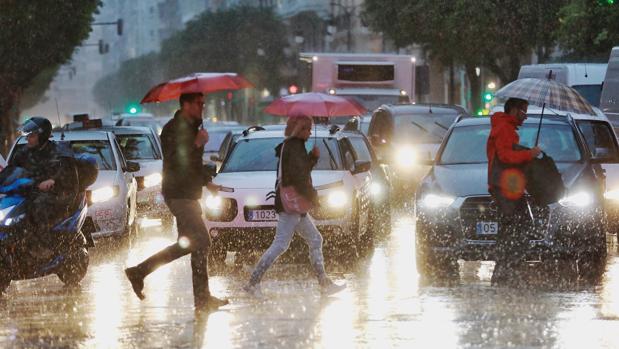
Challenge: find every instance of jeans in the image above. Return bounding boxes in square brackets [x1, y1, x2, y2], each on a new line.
[249, 212, 327, 285]
[135, 199, 212, 305]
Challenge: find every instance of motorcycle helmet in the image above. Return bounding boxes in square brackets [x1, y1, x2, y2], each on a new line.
[21, 117, 52, 145]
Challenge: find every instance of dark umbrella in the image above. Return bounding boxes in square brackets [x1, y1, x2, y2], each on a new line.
[495, 72, 595, 145]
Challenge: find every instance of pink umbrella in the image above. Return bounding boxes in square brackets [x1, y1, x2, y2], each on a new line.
[141, 72, 253, 103]
[264, 92, 366, 117]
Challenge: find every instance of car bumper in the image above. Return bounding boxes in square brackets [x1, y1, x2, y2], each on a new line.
[136, 186, 169, 218]
[86, 197, 127, 239]
[417, 196, 606, 260]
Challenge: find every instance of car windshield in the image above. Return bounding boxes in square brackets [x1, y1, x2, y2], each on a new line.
[393, 112, 458, 144]
[71, 140, 117, 170]
[439, 123, 581, 165]
[221, 137, 343, 172]
[573, 84, 602, 107]
[349, 94, 402, 111]
[117, 134, 160, 160]
[204, 131, 229, 152]
[120, 119, 162, 134]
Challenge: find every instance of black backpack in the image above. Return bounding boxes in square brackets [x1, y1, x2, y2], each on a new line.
[524, 152, 566, 205]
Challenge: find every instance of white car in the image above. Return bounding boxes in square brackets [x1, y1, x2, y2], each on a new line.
[10, 131, 139, 239]
[69, 124, 170, 224]
[203, 126, 374, 263]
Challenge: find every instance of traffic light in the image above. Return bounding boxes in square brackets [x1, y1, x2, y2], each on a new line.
[288, 84, 299, 94]
[126, 103, 140, 114]
[483, 91, 494, 103]
[117, 19, 123, 36]
[98, 40, 109, 54]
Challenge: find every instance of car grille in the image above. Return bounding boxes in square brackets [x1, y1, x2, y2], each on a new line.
[459, 196, 548, 241]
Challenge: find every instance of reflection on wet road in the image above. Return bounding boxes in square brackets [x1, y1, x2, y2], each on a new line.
[1, 214, 619, 348]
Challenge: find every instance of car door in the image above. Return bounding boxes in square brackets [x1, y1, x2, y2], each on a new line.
[349, 135, 392, 197]
[111, 135, 138, 226]
[576, 119, 619, 194]
[341, 137, 372, 228]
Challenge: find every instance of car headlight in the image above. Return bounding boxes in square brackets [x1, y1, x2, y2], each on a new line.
[396, 145, 416, 168]
[205, 194, 222, 211]
[419, 193, 455, 209]
[559, 192, 592, 207]
[143, 173, 162, 188]
[327, 190, 348, 208]
[91, 186, 119, 203]
[604, 189, 619, 201]
[370, 182, 382, 197]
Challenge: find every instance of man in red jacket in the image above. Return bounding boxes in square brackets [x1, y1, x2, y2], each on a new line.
[487, 98, 541, 285]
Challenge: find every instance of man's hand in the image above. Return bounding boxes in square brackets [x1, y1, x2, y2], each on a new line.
[206, 182, 221, 194]
[531, 146, 542, 158]
[195, 129, 209, 148]
[311, 145, 320, 158]
[38, 179, 55, 192]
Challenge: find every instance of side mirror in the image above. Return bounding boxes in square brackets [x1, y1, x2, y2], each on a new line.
[126, 161, 140, 173]
[419, 151, 435, 166]
[352, 160, 372, 174]
[210, 154, 222, 162]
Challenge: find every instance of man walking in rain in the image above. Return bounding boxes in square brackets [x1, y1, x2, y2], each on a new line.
[487, 98, 541, 285]
[125, 92, 228, 312]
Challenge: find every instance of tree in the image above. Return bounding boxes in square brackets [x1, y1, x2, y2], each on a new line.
[363, 0, 565, 112]
[94, 6, 287, 118]
[93, 53, 163, 113]
[556, 0, 619, 60]
[159, 6, 287, 94]
[0, 1, 100, 154]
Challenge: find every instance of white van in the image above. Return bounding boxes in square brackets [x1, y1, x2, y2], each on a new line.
[518, 63, 607, 107]
[600, 47, 619, 119]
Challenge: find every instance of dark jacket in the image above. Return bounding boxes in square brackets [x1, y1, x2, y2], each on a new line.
[161, 111, 206, 200]
[274, 137, 319, 213]
[486, 112, 535, 202]
[8, 141, 78, 196]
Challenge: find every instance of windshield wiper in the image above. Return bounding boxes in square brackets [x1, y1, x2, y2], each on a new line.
[322, 139, 338, 170]
[434, 121, 449, 130]
[411, 121, 429, 133]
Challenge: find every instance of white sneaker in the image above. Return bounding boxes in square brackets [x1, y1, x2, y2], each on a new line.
[242, 283, 263, 298]
[320, 281, 346, 296]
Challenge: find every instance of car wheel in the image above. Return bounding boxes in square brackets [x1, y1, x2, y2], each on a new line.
[0, 273, 10, 295]
[577, 237, 607, 281]
[415, 221, 458, 278]
[57, 247, 89, 286]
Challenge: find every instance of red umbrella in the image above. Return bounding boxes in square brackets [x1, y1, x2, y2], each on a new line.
[140, 72, 253, 103]
[264, 92, 366, 117]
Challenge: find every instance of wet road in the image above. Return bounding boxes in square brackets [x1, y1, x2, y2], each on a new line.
[1, 214, 619, 348]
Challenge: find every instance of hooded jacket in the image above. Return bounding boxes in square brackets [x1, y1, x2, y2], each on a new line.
[486, 112, 536, 200]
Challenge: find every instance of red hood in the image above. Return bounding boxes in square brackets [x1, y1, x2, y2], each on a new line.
[491, 112, 521, 128]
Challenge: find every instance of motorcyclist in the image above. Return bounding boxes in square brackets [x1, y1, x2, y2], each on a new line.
[3, 117, 79, 255]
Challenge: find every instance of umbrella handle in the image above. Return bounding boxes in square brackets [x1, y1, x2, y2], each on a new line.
[534, 102, 546, 147]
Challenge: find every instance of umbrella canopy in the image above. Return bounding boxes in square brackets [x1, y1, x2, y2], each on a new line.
[264, 92, 367, 117]
[495, 78, 595, 115]
[140, 72, 253, 103]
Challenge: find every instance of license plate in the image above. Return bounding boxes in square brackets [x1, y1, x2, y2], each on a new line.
[476, 221, 498, 235]
[248, 209, 277, 221]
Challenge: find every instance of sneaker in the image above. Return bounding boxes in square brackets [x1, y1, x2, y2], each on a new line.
[242, 283, 263, 298]
[207, 295, 229, 310]
[124, 267, 145, 300]
[320, 280, 346, 296]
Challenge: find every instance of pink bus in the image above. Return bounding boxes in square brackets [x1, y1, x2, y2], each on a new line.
[300, 52, 416, 111]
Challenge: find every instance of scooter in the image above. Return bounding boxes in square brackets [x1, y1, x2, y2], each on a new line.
[0, 177, 94, 294]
